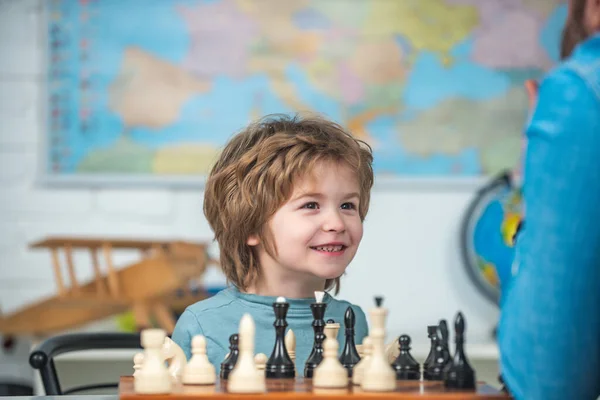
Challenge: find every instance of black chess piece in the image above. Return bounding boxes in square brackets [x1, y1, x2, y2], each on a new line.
[219, 333, 239, 380]
[375, 296, 383, 307]
[304, 300, 327, 378]
[266, 298, 295, 378]
[326, 319, 335, 325]
[339, 306, 361, 377]
[438, 319, 452, 370]
[444, 312, 476, 390]
[423, 325, 438, 372]
[391, 334, 421, 380]
[423, 327, 446, 380]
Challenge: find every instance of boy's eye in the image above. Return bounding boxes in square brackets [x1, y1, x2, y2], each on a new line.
[302, 202, 319, 209]
[341, 202, 357, 210]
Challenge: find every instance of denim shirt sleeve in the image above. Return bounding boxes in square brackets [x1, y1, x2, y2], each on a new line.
[498, 68, 600, 400]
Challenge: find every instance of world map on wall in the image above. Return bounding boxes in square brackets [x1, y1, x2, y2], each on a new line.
[46, 0, 567, 184]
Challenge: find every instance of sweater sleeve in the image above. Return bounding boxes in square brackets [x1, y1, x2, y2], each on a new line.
[497, 68, 600, 400]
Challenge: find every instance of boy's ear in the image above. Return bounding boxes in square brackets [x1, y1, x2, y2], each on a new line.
[247, 234, 260, 246]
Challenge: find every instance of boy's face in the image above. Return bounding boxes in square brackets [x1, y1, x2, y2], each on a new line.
[250, 161, 364, 287]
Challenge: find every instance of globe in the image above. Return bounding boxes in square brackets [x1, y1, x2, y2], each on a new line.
[460, 171, 523, 305]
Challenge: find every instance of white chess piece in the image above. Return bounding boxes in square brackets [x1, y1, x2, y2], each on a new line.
[352, 336, 372, 385]
[254, 353, 268, 375]
[134, 329, 172, 394]
[228, 314, 266, 393]
[285, 329, 296, 374]
[182, 335, 216, 385]
[313, 336, 348, 388]
[361, 303, 395, 392]
[324, 321, 340, 342]
[162, 336, 187, 381]
[133, 352, 144, 377]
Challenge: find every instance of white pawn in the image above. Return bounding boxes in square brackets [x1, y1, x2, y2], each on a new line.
[254, 353, 268, 375]
[228, 314, 266, 393]
[182, 335, 216, 385]
[134, 329, 172, 394]
[352, 336, 372, 385]
[133, 352, 144, 376]
[313, 336, 348, 388]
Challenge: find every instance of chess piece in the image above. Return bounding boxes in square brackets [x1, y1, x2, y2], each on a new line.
[304, 291, 327, 378]
[133, 352, 144, 376]
[339, 306, 361, 377]
[438, 319, 451, 369]
[391, 335, 421, 380]
[313, 334, 348, 388]
[134, 329, 172, 394]
[444, 312, 476, 390]
[361, 297, 395, 392]
[228, 314, 266, 393]
[162, 336, 186, 381]
[352, 336, 372, 385]
[254, 353, 268, 375]
[266, 297, 295, 378]
[326, 319, 340, 340]
[182, 335, 216, 385]
[423, 326, 445, 381]
[220, 334, 239, 380]
[422, 325, 438, 372]
[285, 329, 296, 374]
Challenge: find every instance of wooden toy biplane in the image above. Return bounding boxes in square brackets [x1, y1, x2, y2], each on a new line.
[0, 237, 218, 337]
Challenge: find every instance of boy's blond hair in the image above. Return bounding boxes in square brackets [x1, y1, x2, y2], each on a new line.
[204, 113, 374, 294]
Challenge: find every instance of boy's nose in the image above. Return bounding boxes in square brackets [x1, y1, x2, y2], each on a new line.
[322, 210, 345, 232]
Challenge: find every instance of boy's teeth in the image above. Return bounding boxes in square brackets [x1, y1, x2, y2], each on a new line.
[314, 245, 343, 252]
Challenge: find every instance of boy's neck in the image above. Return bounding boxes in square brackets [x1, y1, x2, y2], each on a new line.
[243, 275, 326, 299]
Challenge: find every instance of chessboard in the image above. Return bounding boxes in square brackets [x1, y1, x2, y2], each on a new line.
[118, 375, 511, 399]
[128, 294, 511, 399]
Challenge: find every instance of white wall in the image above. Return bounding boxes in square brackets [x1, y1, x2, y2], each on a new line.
[0, 0, 499, 352]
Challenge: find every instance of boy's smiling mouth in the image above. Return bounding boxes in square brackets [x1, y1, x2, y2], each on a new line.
[310, 243, 347, 253]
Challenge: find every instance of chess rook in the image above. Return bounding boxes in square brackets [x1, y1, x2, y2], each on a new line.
[134, 329, 172, 394]
[444, 312, 476, 390]
[266, 297, 295, 378]
[304, 291, 327, 378]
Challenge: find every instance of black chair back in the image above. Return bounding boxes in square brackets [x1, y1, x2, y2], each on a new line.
[29, 332, 141, 395]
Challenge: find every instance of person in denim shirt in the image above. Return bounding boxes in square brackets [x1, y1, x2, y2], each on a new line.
[497, 0, 600, 399]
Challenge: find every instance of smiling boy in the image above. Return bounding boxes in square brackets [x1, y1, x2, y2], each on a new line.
[172, 113, 374, 374]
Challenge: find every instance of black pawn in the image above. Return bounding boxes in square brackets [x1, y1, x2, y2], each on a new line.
[423, 325, 438, 372]
[219, 333, 239, 380]
[391, 334, 420, 380]
[326, 318, 336, 325]
[444, 312, 476, 390]
[266, 299, 295, 378]
[339, 306, 361, 377]
[304, 300, 327, 378]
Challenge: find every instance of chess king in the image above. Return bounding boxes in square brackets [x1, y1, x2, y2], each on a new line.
[172, 113, 374, 375]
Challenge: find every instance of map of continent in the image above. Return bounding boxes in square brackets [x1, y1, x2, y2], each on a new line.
[46, 0, 567, 184]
